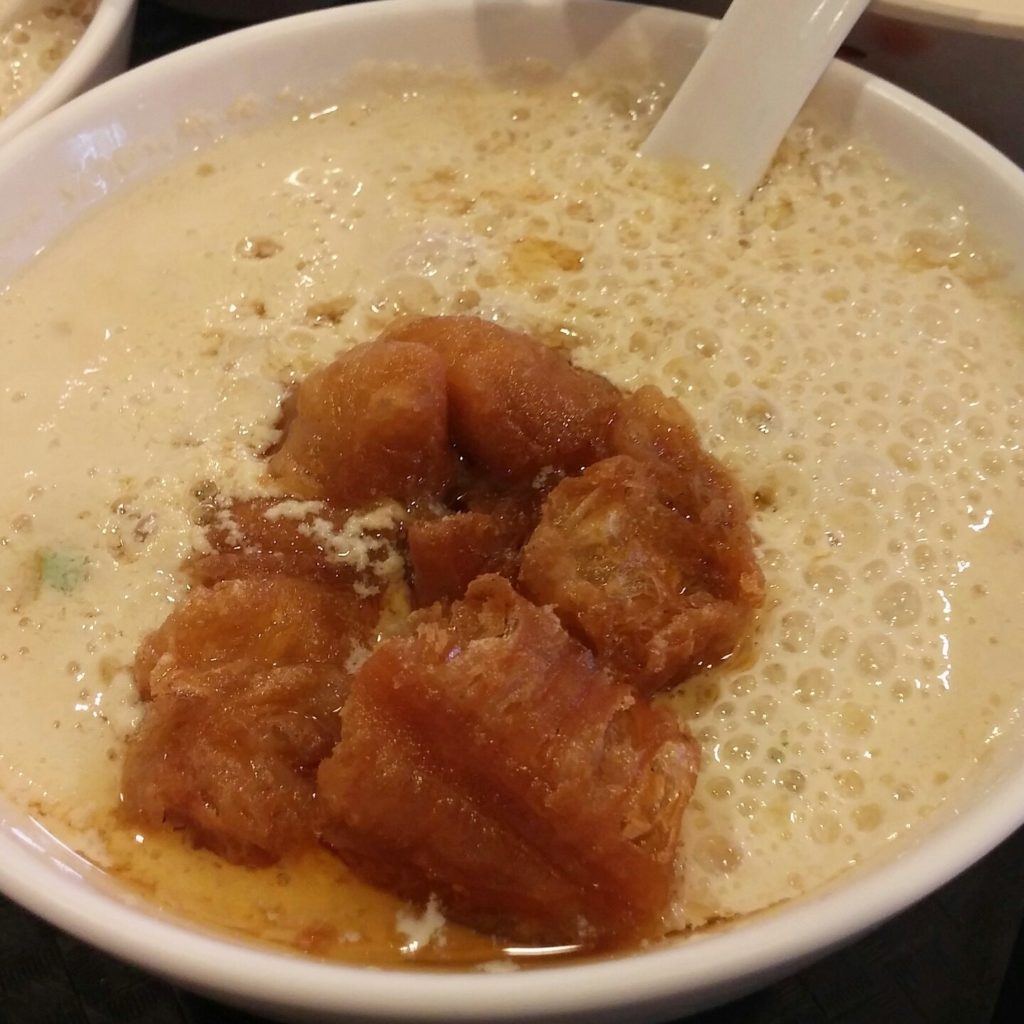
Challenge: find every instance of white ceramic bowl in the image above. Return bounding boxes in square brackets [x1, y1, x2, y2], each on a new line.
[875, 0, 1024, 37]
[853, 1, 1024, 166]
[680, 0, 1024, 165]
[0, 0, 137, 148]
[1, 2, 1023, 1021]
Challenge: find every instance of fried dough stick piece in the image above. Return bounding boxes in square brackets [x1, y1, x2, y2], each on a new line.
[611, 387, 764, 609]
[405, 482, 542, 605]
[380, 316, 620, 482]
[134, 576, 378, 700]
[123, 576, 378, 864]
[122, 662, 349, 866]
[318, 575, 699, 948]
[521, 456, 756, 695]
[380, 314, 618, 602]
[406, 511, 523, 607]
[188, 497, 399, 591]
[269, 340, 453, 509]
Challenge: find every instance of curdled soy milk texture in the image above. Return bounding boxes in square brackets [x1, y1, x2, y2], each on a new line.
[1, 64, 1023, 942]
[0, 1, 97, 118]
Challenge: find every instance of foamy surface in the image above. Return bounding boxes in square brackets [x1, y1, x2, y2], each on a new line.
[0, 0, 96, 119]
[0, 63, 1022, 948]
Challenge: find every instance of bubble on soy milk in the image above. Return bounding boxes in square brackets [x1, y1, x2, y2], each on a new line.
[1, 1, 97, 119]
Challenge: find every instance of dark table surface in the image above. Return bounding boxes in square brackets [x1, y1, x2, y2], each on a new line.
[2, 3, 1023, 1022]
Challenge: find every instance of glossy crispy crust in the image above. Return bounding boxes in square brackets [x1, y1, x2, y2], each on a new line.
[133, 575, 377, 700]
[269, 339, 453, 508]
[123, 575, 377, 865]
[611, 387, 765, 608]
[406, 511, 523, 607]
[317, 576, 699, 947]
[122, 663, 348, 865]
[380, 316, 620, 481]
[520, 456, 758, 694]
[405, 476, 546, 605]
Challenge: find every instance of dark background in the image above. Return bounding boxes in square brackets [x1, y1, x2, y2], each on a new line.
[2, 3, 1022, 1021]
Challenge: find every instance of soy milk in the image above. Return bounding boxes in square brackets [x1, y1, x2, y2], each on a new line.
[1, 1, 96, 119]
[1, 64, 1022, 956]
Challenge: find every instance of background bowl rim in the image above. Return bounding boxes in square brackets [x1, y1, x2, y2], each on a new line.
[0, 0, 137, 148]
[873, 0, 1024, 39]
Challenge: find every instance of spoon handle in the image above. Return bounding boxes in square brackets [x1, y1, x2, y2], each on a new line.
[641, 0, 870, 199]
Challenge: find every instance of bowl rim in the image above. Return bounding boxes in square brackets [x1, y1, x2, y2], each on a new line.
[0, 0, 137, 148]
[873, 0, 1024, 39]
[1, 0, 1023, 1019]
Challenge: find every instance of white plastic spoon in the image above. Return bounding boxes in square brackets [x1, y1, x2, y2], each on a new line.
[641, 0, 871, 199]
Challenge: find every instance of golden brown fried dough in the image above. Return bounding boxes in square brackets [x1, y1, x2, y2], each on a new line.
[134, 575, 377, 701]
[611, 387, 764, 608]
[406, 511, 524, 607]
[520, 456, 755, 694]
[123, 663, 348, 865]
[381, 316, 620, 482]
[406, 476, 541, 604]
[317, 576, 699, 948]
[269, 340, 453, 508]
